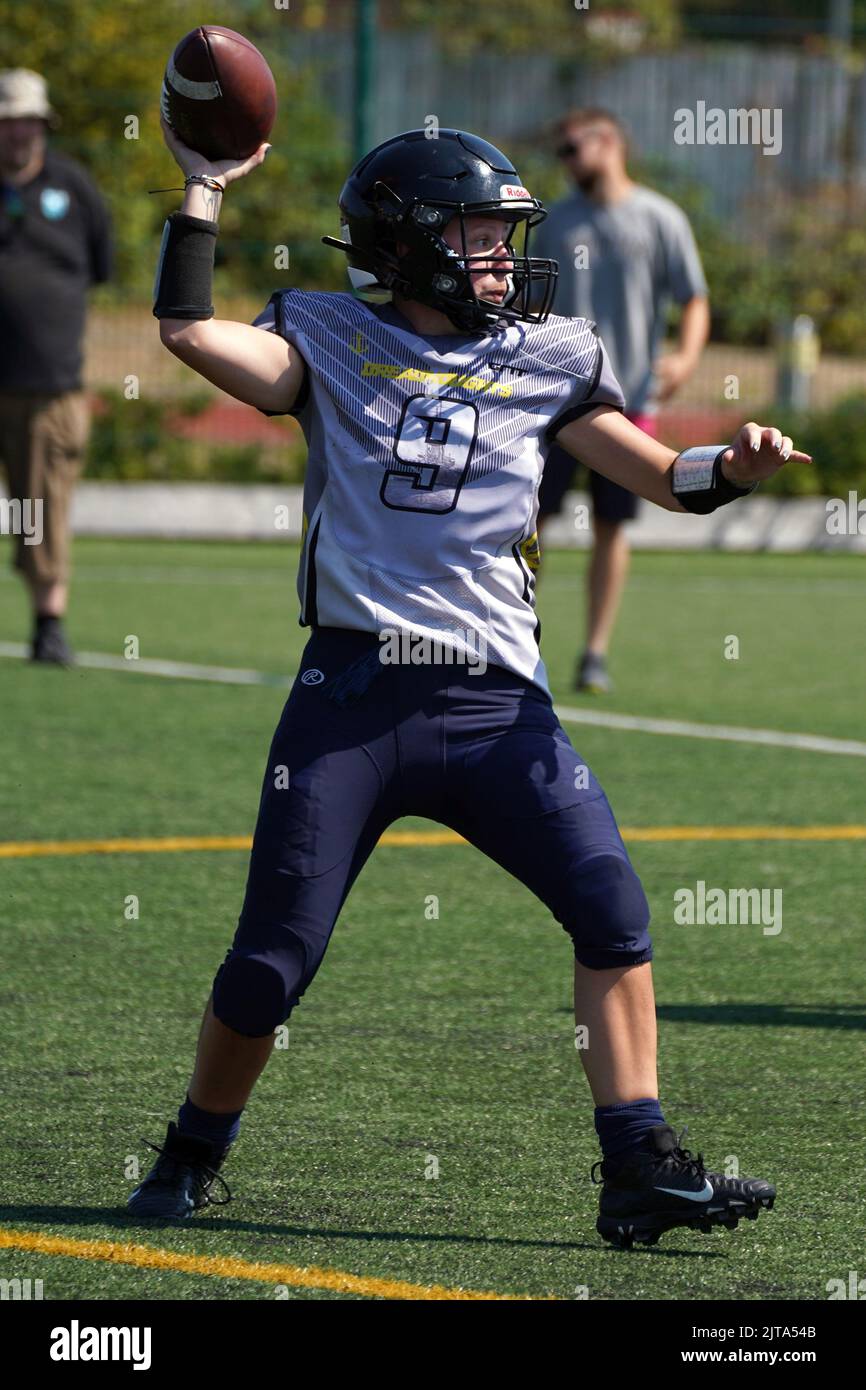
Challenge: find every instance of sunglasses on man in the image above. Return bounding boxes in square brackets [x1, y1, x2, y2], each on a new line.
[556, 127, 605, 159]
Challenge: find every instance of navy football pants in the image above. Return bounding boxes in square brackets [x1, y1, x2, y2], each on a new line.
[212, 627, 652, 1036]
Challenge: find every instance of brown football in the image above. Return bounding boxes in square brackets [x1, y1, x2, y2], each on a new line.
[161, 25, 277, 161]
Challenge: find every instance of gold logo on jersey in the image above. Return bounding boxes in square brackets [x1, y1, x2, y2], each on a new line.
[519, 531, 540, 573]
[349, 330, 368, 355]
[359, 358, 512, 398]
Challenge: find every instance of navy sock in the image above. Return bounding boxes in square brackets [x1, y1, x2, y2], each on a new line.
[177, 1094, 242, 1151]
[594, 1097, 667, 1170]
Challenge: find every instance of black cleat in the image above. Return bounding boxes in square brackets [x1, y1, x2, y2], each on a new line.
[127, 1122, 233, 1219]
[593, 1124, 775, 1249]
[31, 616, 75, 666]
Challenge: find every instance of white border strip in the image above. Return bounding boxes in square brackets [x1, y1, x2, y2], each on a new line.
[3, 482, 862, 550]
[164, 59, 221, 100]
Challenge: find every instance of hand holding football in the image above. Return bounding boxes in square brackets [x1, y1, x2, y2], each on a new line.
[159, 112, 270, 189]
[161, 25, 277, 163]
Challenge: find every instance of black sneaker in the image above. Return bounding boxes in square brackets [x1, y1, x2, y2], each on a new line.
[31, 616, 75, 666]
[575, 650, 611, 694]
[127, 1121, 233, 1219]
[593, 1123, 775, 1249]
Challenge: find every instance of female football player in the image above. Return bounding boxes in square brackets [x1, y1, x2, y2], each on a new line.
[129, 117, 809, 1249]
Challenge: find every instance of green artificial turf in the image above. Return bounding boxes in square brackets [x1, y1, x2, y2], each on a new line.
[0, 539, 863, 1300]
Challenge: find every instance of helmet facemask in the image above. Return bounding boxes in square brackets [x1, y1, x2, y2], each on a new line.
[322, 129, 560, 332]
[434, 207, 557, 332]
[328, 187, 558, 334]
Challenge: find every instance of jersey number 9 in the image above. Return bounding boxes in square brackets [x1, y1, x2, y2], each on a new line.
[381, 395, 478, 514]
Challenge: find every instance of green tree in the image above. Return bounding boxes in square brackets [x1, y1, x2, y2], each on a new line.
[0, 0, 349, 300]
[380, 0, 679, 54]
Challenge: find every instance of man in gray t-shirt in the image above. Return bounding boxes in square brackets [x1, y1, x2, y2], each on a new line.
[534, 107, 709, 693]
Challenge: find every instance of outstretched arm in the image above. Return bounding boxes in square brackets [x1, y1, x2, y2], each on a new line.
[554, 406, 811, 513]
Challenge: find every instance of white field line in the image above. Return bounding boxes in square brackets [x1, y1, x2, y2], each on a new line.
[2, 641, 865, 757]
[554, 704, 866, 758]
[0, 642, 291, 689]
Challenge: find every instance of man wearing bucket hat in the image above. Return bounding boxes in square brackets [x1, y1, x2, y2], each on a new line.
[0, 69, 112, 664]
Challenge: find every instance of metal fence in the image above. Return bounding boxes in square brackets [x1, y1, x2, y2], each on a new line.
[285, 32, 866, 207]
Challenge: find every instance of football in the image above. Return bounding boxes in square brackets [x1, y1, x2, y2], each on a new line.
[160, 25, 277, 162]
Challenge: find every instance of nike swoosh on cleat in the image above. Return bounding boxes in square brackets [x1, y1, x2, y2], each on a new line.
[657, 1180, 714, 1202]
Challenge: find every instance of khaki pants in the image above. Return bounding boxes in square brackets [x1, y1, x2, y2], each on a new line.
[0, 389, 90, 587]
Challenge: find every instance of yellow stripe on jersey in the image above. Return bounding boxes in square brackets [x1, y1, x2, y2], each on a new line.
[359, 359, 512, 398]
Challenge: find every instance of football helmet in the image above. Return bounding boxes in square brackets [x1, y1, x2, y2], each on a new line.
[322, 128, 558, 333]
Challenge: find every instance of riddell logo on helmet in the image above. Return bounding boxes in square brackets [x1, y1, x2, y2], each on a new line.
[500, 184, 531, 200]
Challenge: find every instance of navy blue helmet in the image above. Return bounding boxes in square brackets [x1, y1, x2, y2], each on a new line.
[322, 127, 558, 333]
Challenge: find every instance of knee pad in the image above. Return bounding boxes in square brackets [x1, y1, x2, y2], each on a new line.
[211, 927, 311, 1037]
[561, 853, 652, 969]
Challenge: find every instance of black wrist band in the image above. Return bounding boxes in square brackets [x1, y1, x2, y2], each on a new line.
[152, 211, 218, 320]
[671, 446, 758, 515]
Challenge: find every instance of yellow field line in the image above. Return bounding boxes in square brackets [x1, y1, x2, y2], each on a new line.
[0, 1228, 549, 1301]
[621, 825, 866, 842]
[1, 825, 865, 860]
[0, 835, 253, 859]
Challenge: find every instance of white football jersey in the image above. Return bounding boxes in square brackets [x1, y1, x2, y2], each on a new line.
[252, 290, 624, 694]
